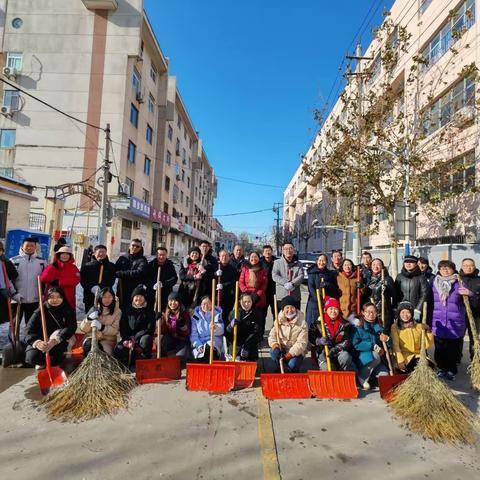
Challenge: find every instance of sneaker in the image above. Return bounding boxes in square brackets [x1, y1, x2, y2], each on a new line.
[362, 381, 371, 390]
[35, 365, 45, 371]
[437, 370, 447, 380]
[446, 371, 456, 381]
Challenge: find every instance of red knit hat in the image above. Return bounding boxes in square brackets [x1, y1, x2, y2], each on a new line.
[324, 296, 340, 310]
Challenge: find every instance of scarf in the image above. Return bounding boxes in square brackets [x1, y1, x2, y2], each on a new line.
[434, 273, 457, 306]
[248, 264, 261, 288]
[341, 271, 353, 279]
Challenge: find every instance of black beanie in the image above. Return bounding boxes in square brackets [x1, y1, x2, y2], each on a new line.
[47, 286, 65, 299]
[131, 284, 147, 299]
[280, 295, 297, 310]
[397, 301, 414, 317]
[168, 291, 180, 302]
[189, 246, 201, 256]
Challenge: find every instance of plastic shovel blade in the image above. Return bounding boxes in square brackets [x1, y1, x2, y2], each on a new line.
[307, 370, 358, 399]
[136, 357, 182, 384]
[213, 360, 257, 390]
[38, 366, 68, 395]
[186, 363, 236, 392]
[260, 373, 312, 400]
[378, 374, 409, 401]
[71, 333, 85, 356]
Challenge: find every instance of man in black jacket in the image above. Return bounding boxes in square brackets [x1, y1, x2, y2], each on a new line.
[260, 244, 277, 321]
[80, 244, 116, 313]
[115, 239, 148, 309]
[394, 255, 429, 322]
[230, 244, 246, 279]
[199, 240, 218, 285]
[459, 258, 480, 360]
[215, 249, 238, 326]
[146, 246, 178, 313]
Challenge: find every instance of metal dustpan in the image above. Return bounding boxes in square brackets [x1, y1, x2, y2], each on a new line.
[378, 373, 408, 401]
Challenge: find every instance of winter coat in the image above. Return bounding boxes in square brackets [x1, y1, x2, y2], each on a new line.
[119, 305, 156, 341]
[40, 256, 80, 309]
[0, 256, 17, 322]
[215, 262, 237, 311]
[239, 263, 268, 308]
[115, 250, 148, 305]
[351, 321, 385, 368]
[227, 307, 262, 350]
[201, 250, 219, 285]
[146, 258, 178, 310]
[11, 250, 47, 304]
[80, 303, 121, 354]
[268, 310, 308, 357]
[26, 301, 77, 346]
[422, 267, 435, 287]
[431, 278, 467, 340]
[162, 309, 191, 341]
[360, 265, 372, 286]
[178, 256, 205, 307]
[260, 255, 277, 299]
[391, 323, 433, 366]
[459, 269, 480, 318]
[271, 255, 304, 302]
[305, 265, 339, 326]
[366, 270, 396, 332]
[337, 272, 365, 318]
[80, 256, 116, 306]
[394, 266, 429, 312]
[308, 313, 351, 357]
[190, 305, 224, 358]
[230, 255, 246, 278]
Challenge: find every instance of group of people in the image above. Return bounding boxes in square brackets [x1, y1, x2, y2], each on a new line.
[1, 236, 479, 390]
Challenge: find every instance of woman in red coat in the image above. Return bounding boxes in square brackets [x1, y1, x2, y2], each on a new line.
[40, 246, 80, 310]
[239, 251, 268, 309]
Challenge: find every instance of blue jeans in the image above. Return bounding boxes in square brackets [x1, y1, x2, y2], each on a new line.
[270, 348, 304, 373]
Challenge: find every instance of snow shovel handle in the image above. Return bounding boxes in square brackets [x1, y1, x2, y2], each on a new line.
[217, 266, 222, 307]
[209, 279, 216, 364]
[273, 295, 284, 374]
[155, 266, 162, 359]
[356, 266, 361, 315]
[37, 276, 53, 382]
[459, 278, 479, 345]
[380, 270, 394, 376]
[98, 264, 104, 284]
[232, 281, 239, 362]
[316, 286, 332, 372]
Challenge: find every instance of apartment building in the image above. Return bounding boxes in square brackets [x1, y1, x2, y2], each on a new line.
[0, 0, 217, 258]
[287, 0, 479, 254]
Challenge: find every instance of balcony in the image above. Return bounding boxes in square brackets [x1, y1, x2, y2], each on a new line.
[82, 0, 118, 10]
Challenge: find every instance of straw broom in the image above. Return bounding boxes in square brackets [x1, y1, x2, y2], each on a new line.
[458, 278, 480, 391]
[42, 326, 136, 422]
[389, 303, 477, 445]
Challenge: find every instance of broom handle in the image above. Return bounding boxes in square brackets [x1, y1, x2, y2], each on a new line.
[380, 270, 394, 375]
[273, 295, 284, 374]
[316, 286, 332, 372]
[98, 264, 104, 285]
[37, 276, 53, 381]
[356, 266, 361, 315]
[14, 303, 21, 343]
[420, 302, 428, 361]
[232, 281, 239, 362]
[217, 266, 222, 307]
[209, 279, 216, 364]
[459, 278, 480, 348]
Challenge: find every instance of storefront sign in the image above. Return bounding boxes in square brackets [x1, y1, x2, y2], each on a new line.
[150, 207, 171, 227]
[130, 197, 151, 219]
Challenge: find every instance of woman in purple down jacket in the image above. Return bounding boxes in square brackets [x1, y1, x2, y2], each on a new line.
[432, 260, 475, 381]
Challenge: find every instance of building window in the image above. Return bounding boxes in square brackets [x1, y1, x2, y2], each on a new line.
[132, 67, 141, 94]
[175, 138, 180, 155]
[142, 188, 150, 204]
[166, 150, 172, 165]
[177, 115, 181, 129]
[6, 52, 22, 71]
[3, 90, 20, 109]
[180, 191, 184, 203]
[186, 196, 190, 208]
[165, 175, 170, 192]
[144, 156, 151, 176]
[181, 169, 185, 182]
[422, 75, 475, 135]
[146, 124, 153, 144]
[163, 202, 169, 213]
[421, 0, 475, 71]
[173, 185, 179, 204]
[182, 148, 186, 164]
[189, 138, 192, 149]
[150, 63, 157, 83]
[148, 94, 155, 113]
[420, 0, 432, 14]
[127, 140, 136, 163]
[367, 54, 381, 84]
[130, 104, 139, 128]
[168, 125, 173, 141]
[187, 177, 190, 188]
[0, 129, 15, 148]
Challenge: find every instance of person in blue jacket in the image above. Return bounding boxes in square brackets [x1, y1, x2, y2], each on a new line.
[351, 302, 389, 390]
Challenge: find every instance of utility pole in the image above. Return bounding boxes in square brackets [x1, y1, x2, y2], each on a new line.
[273, 202, 282, 256]
[98, 124, 112, 245]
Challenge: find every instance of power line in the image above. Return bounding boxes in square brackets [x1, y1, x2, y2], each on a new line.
[215, 175, 284, 189]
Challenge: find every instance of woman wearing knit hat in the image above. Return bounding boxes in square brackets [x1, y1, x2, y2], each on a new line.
[390, 301, 433, 373]
[114, 284, 155, 366]
[179, 246, 206, 308]
[308, 296, 355, 372]
[267, 296, 308, 373]
[160, 291, 191, 358]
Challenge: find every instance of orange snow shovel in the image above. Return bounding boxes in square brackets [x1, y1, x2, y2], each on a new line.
[260, 296, 312, 400]
[307, 286, 358, 399]
[186, 279, 235, 392]
[136, 266, 181, 384]
[36, 277, 68, 395]
[378, 269, 408, 401]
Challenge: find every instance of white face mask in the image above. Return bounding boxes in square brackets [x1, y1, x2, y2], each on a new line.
[285, 311, 296, 319]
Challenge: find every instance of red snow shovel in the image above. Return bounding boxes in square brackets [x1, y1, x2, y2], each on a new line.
[307, 287, 358, 399]
[36, 277, 67, 395]
[260, 296, 312, 400]
[378, 270, 408, 401]
[186, 279, 235, 392]
[136, 266, 181, 384]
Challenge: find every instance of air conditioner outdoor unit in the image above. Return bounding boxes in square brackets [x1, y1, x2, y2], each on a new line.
[465, 225, 479, 244]
[2, 66, 19, 79]
[0, 105, 12, 117]
[119, 183, 131, 197]
[453, 106, 476, 128]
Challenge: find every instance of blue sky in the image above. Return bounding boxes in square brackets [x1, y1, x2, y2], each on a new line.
[145, 0, 394, 237]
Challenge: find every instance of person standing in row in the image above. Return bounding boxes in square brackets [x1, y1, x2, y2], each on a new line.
[337, 259, 365, 319]
[11, 237, 46, 325]
[230, 244, 246, 278]
[179, 246, 205, 308]
[331, 250, 343, 274]
[272, 243, 303, 309]
[146, 246, 178, 313]
[115, 239, 148, 310]
[215, 249, 237, 326]
[80, 244, 116, 313]
[0, 241, 18, 323]
[199, 240, 218, 285]
[260, 244, 277, 320]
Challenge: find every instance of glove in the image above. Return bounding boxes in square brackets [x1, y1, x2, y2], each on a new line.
[328, 346, 340, 358]
[240, 348, 249, 359]
[348, 314, 361, 327]
[196, 345, 204, 354]
[318, 281, 328, 289]
[284, 282, 294, 291]
[413, 309, 421, 321]
[356, 281, 363, 289]
[12, 292, 23, 303]
[316, 336, 331, 347]
[123, 339, 134, 349]
[87, 310, 99, 321]
[153, 282, 163, 290]
[216, 269, 223, 277]
[216, 284, 223, 291]
[91, 319, 102, 330]
[90, 285, 100, 295]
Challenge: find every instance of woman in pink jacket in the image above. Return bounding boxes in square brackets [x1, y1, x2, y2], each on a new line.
[239, 251, 268, 309]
